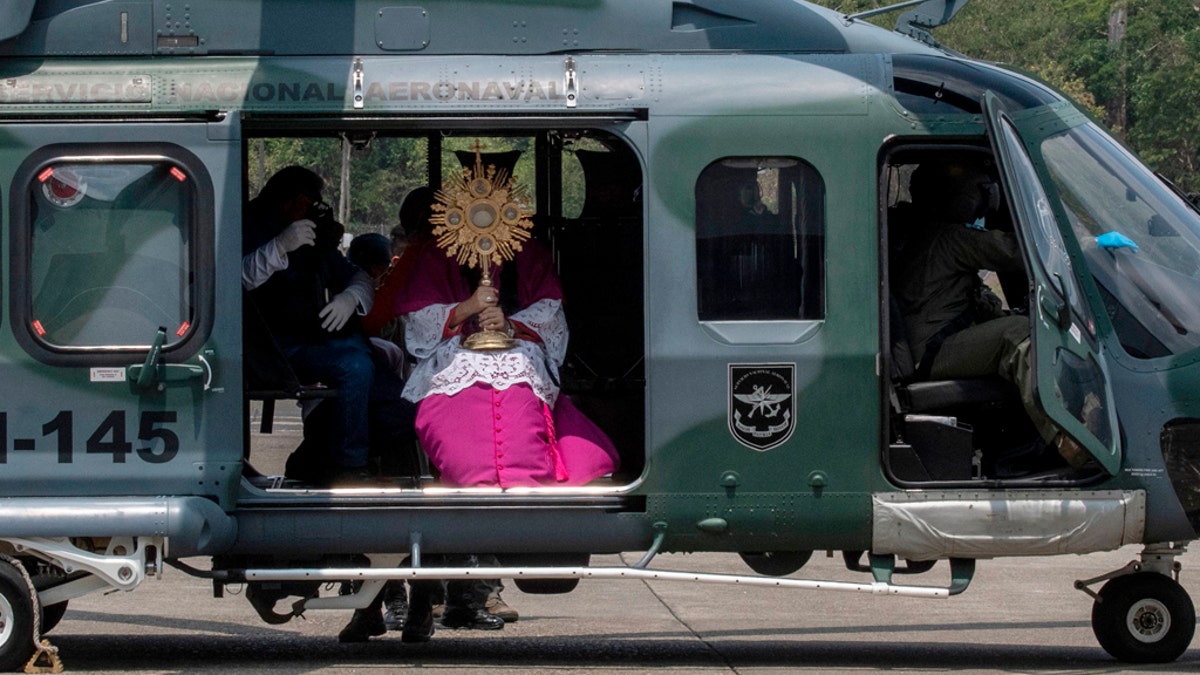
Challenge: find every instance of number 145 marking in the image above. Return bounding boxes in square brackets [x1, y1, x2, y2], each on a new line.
[0, 411, 180, 464]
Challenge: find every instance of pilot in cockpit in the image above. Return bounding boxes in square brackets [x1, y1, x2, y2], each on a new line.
[893, 158, 1090, 468]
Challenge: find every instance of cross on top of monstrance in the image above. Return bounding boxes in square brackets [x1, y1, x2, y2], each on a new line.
[431, 141, 535, 350]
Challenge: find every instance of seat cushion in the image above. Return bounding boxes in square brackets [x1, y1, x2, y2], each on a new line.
[902, 377, 1014, 413]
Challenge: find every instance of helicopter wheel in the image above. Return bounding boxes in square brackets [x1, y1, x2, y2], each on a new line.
[1091, 572, 1195, 663]
[0, 562, 36, 672]
[27, 566, 68, 635]
[739, 550, 813, 576]
[840, 550, 935, 574]
[508, 553, 588, 594]
[901, 558, 937, 575]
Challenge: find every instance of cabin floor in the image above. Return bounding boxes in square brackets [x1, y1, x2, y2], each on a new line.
[245, 400, 317, 482]
[244, 400, 438, 489]
[243, 401, 631, 491]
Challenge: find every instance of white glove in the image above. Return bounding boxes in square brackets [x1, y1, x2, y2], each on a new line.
[319, 290, 358, 332]
[273, 219, 317, 255]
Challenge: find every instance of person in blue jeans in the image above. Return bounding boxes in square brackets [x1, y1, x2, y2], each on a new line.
[242, 165, 376, 483]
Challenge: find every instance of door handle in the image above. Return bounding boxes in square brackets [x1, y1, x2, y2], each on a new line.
[126, 327, 205, 391]
[129, 327, 166, 390]
[1040, 278, 1072, 331]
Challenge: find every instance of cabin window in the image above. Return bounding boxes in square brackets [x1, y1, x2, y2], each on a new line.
[695, 157, 825, 321]
[21, 158, 198, 350]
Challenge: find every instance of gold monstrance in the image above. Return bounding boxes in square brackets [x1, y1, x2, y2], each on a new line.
[431, 143, 534, 350]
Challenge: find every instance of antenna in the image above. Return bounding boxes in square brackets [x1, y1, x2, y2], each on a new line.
[845, 0, 973, 47]
[845, 0, 928, 22]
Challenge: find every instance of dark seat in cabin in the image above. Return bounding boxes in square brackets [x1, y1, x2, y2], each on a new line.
[243, 292, 430, 486]
[900, 377, 1014, 413]
[242, 292, 338, 457]
[887, 294, 1014, 415]
[551, 147, 646, 480]
[887, 295, 1019, 482]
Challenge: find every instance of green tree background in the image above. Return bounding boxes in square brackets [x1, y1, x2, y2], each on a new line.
[819, 0, 1200, 193]
[248, 135, 593, 237]
[248, 136, 431, 236]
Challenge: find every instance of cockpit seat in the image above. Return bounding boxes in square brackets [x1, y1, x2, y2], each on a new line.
[888, 295, 1015, 414]
[900, 377, 1014, 414]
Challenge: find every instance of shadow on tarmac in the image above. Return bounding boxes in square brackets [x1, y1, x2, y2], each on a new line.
[48, 626, 1191, 673]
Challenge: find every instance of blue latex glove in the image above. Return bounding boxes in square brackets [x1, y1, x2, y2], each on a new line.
[1096, 231, 1139, 252]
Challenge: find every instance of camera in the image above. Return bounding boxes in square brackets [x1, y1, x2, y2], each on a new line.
[305, 199, 345, 250]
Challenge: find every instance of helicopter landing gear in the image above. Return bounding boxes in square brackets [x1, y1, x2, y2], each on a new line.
[739, 550, 813, 576]
[1076, 543, 1195, 663]
[28, 565, 68, 635]
[0, 562, 35, 672]
[0, 556, 65, 673]
[841, 550, 937, 575]
[1091, 573, 1194, 663]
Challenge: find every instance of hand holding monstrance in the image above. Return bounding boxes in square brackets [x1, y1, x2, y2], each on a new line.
[431, 145, 534, 350]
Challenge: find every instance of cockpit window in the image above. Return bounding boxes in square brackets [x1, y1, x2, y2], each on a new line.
[894, 77, 980, 114]
[891, 55, 1059, 116]
[1039, 123, 1200, 359]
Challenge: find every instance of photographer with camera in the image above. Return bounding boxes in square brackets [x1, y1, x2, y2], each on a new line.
[242, 165, 378, 484]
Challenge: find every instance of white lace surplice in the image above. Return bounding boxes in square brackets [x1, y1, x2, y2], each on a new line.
[402, 298, 567, 407]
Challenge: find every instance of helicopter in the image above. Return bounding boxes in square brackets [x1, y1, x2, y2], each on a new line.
[0, 0, 1197, 670]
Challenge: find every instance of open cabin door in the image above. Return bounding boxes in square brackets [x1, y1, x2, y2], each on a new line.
[983, 92, 1121, 475]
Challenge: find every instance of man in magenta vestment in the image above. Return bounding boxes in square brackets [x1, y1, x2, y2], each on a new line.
[396, 239, 618, 488]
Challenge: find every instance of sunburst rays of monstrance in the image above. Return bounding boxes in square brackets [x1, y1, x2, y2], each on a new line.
[431, 143, 535, 350]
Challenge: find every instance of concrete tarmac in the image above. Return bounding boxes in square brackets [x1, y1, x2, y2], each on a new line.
[36, 406, 1198, 674]
[41, 545, 1200, 673]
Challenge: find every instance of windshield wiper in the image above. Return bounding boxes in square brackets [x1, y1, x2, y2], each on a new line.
[1155, 172, 1200, 216]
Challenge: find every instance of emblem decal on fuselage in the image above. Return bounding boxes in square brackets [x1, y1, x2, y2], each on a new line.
[728, 363, 795, 451]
